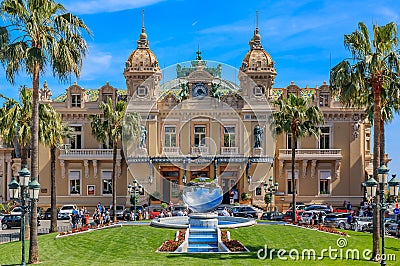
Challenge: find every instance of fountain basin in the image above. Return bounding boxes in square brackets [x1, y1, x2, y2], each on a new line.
[150, 215, 256, 229]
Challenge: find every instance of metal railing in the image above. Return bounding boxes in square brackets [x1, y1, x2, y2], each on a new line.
[221, 147, 239, 155]
[162, 147, 180, 155]
[191, 146, 209, 155]
[59, 149, 121, 159]
[0, 225, 72, 244]
[279, 149, 342, 158]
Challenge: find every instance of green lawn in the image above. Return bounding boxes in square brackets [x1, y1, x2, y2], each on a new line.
[0, 225, 399, 265]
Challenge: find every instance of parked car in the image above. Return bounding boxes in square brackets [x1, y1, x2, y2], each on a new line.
[58, 204, 77, 220]
[299, 211, 316, 224]
[1, 214, 40, 229]
[10, 206, 23, 216]
[304, 205, 332, 214]
[109, 205, 125, 220]
[287, 202, 306, 211]
[42, 208, 52, 220]
[324, 212, 350, 228]
[231, 206, 260, 218]
[283, 210, 304, 223]
[387, 221, 400, 236]
[385, 219, 399, 235]
[260, 211, 284, 221]
[355, 217, 373, 232]
[149, 207, 162, 219]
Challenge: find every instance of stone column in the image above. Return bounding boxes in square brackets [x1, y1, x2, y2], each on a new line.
[60, 160, 65, 179]
[84, 160, 89, 178]
[93, 160, 98, 178]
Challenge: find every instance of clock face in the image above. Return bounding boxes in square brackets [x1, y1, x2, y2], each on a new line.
[192, 83, 208, 98]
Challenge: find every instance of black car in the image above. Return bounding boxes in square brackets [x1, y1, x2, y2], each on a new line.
[261, 211, 284, 221]
[231, 206, 259, 218]
[1, 214, 41, 229]
[42, 208, 52, 220]
[2, 215, 21, 229]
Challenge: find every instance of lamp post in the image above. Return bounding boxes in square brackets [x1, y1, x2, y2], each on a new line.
[8, 165, 40, 266]
[263, 176, 279, 213]
[363, 163, 399, 266]
[128, 179, 144, 221]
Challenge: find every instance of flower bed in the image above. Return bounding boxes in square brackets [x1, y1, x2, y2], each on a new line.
[221, 230, 247, 252]
[289, 223, 348, 236]
[56, 222, 121, 238]
[157, 230, 186, 252]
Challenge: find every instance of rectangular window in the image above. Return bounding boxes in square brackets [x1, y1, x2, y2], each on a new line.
[164, 126, 177, 147]
[102, 171, 112, 194]
[319, 171, 331, 195]
[171, 180, 179, 198]
[319, 127, 330, 149]
[70, 126, 82, 149]
[286, 134, 298, 149]
[319, 94, 329, 107]
[287, 171, 299, 195]
[194, 125, 206, 147]
[69, 171, 81, 194]
[102, 93, 113, 103]
[137, 86, 148, 97]
[71, 94, 81, 107]
[223, 126, 236, 147]
[287, 179, 293, 194]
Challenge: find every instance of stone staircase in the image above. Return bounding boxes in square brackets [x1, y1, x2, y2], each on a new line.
[187, 227, 219, 252]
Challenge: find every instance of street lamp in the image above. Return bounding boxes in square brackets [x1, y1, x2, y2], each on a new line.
[263, 176, 279, 213]
[128, 179, 144, 221]
[8, 165, 40, 266]
[363, 163, 399, 266]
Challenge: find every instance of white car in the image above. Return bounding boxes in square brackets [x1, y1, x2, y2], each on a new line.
[10, 207, 23, 216]
[58, 204, 77, 220]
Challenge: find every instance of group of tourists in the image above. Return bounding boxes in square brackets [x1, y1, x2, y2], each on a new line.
[92, 202, 112, 225]
[70, 206, 90, 229]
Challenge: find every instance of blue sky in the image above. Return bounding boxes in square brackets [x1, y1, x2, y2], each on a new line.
[1, 0, 400, 175]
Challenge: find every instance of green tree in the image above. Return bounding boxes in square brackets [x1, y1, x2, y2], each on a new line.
[272, 94, 324, 222]
[90, 98, 141, 222]
[0, 87, 32, 166]
[0, 86, 60, 239]
[39, 104, 72, 233]
[0, 0, 91, 262]
[330, 22, 400, 259]
[264, 194, 271, 211]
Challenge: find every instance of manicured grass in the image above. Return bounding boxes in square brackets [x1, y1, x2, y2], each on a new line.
[0, 225, 399, 265]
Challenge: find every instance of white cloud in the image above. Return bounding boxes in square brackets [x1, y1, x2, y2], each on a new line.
[60, 0, 166, 14]
[79, 47, 113, 80]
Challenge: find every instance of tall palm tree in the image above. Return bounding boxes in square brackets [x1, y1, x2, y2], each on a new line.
[0, 86, 59, 239]
[39, 105, 72, 233]
[90, 98, 141, 222]
[330, 22, 400, 259]
[0, 87, 32, 166]
[0, 0, 91, 262]
[272, 93, 324, 222]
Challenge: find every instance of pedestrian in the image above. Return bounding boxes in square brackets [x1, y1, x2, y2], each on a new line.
[318, 212, 323, 224]
[347, 201, 352, 211]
